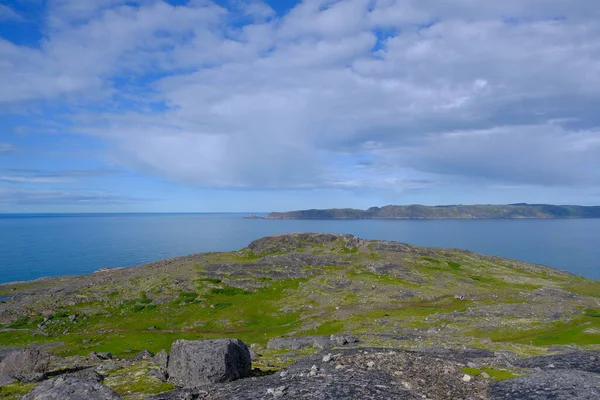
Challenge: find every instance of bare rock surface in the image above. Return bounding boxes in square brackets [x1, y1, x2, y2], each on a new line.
[167, 339, 252, 388]
[23, 377, 120, 400]
[490, 370, 600, 400]
[514, 350, 600, 373]
[0, 348, 51, 381]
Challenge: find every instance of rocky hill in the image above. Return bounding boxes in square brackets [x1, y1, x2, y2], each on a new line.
[257, 204, 600, 219]
[0, 233, 598, 399]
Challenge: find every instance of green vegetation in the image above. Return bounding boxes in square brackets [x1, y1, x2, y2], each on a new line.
[0, 232, 598, 384]
[0, 382, 36, 399]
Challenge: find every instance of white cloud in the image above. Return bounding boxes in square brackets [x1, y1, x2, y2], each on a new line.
[1, 0, 600, 191]
[0, 4, 24, 22]
[0, 143, 15, 154]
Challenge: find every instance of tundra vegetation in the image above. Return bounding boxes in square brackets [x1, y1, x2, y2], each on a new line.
[0, 233, 598, 398]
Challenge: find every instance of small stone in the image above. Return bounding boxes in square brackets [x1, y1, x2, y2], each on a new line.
[467, 361, 478, 368]
[82, 339, 92, 344]
[547, 364, 555, 368]
[462, 374, 472, 382]
[279, 370, 287, 378]
[322, 354, 333, 363]
[367, 361, 375, 369]
[309, 365, 318, 376]
[335, 364, 344, 370]
[68, 315, 78, 323]
[481, 372, 491, 379]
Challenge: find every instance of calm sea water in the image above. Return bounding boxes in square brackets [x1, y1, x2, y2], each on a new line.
[0, 213, 599, 284]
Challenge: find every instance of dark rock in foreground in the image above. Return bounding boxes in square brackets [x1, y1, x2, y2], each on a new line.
[23, 376, 120, 400]
[167, 339, 252, 388]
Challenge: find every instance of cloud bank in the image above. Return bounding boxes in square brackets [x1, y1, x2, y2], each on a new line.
[1, 0, 599, 194]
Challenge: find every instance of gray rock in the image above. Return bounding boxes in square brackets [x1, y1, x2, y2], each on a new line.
[148, 369, 168, 382]
[329, 334, 358, 346]
[312, 336, 330, 350]
[153, 349, 169, 370]
[146, 389, 196, 400]
[89, 352, 113, 361]
[68, 315, 77, 323]
[167, 339, 251, 388]
[0, 373, 16, 386]
[134, 350, 155, 361]
[0, 348, 51, 381]
[515, 350, 600, 373]
[267, 337, 315, 351]
[65, 367, 104, 383]
[491, 370, 600, 400]
[23, 377, 120, 400]
[329, 334, 348, 346]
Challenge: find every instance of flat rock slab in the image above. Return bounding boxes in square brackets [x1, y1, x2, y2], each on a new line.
[515, 350, 600, 373]
[23, 377, 120, 400]
[0, 348, 51, 381]
[491, 370, 600, 400]
[167, 339, 251, 388]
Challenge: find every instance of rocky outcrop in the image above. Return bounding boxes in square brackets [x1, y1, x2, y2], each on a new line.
[266, 335, 359, 351]
[23, 377, 120, 400]
[0, 348, 51, 382]
[491, 370, 600, 399]
[167, 339, 252, 388]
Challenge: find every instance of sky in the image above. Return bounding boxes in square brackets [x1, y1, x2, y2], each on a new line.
[1, 0, 599, 213]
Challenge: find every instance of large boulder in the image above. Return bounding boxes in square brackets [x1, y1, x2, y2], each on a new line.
[167, 339, 251, 388]
[0, 348, 51, 382]
[23, 377, 120, 400]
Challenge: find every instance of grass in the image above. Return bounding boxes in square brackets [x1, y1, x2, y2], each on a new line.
[0, 382, 36, 399]
[461, 366, 518, 380]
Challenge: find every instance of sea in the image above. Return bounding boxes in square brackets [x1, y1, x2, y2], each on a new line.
[0, 213, 599, 284]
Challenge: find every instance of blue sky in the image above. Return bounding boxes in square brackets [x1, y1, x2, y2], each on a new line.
[1, 0, 599, 212]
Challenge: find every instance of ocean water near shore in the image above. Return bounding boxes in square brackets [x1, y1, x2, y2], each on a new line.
[0, 213, 599, 284]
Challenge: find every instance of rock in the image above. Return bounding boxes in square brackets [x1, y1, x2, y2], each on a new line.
[491, 370, 600, 399]
[65, 367, 104, 383]
[312, 337, 330, 350]
[515, 351, 600, 373]
[22, 377, 120, 400]
[329, 334, 359, 346]
[82, 339, 92, 344]
[309, 365, 318, 376]
[134, 350, 155, 361]
[89, 352, 112, 361]
[68, 315, 77, 323]
[0, 373, 16, 386]
[0, 348, 51, 381]
[322, 354, 332, 363]
[153, 349, 169, 370]
[466, 361, 478, 368]
[481, 372, 490, 379]
[366, 361, 375, 369]
[146, 389, 197, 400]
[167, 339, 251, 388]
[462, 374, 472, 382]
[149, 368, 168, 382]
[267, 337, 315, 351]
[329, 334, 348, 346]
[267, 385, 287, 397]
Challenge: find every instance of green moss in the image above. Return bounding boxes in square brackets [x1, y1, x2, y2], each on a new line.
[462, 366, 481, 376]
[0, 382, 36, 398]
[482, 367, 518, 380]
[5, 315, 29, 328]
[210, 287, 251, 296]
[448, 261, 461, 270]
[584, 308, 600, 318]
[197, 277, 222, 284]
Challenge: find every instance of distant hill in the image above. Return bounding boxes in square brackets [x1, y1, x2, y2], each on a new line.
[257, 204, 600, 219]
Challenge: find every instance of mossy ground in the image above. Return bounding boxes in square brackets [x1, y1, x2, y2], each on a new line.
[0, 234, 598, 396]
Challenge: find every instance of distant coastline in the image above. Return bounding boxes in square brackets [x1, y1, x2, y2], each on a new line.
[248, 203, 600, 220]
